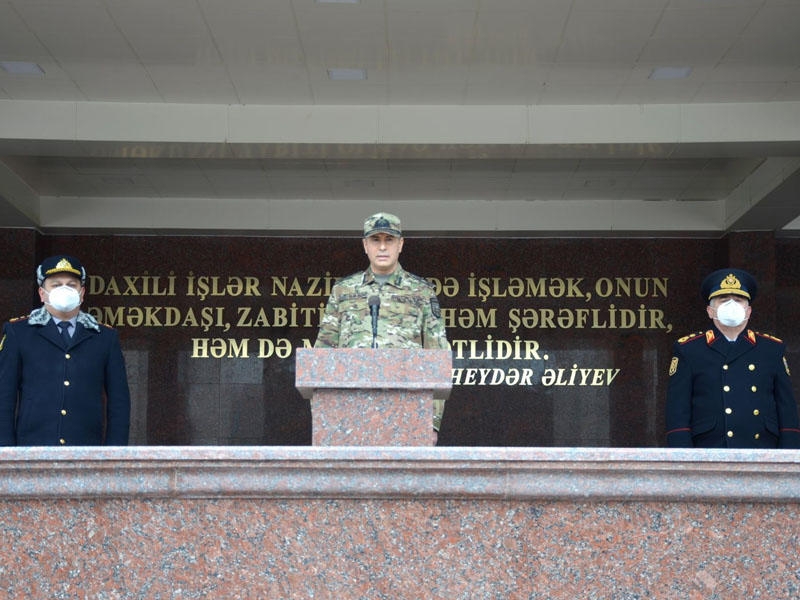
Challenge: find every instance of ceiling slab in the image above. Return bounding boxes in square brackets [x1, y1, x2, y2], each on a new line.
[0, 0, 799, 235]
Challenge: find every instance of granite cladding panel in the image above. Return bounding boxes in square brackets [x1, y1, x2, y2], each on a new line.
[1, 497, 798, 599]
[1, 447, 799, 597]
[1, 231, 797, 446]
[311, 390, 434, 446]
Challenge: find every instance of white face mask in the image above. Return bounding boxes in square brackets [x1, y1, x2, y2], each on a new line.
[715, 298, 747, 327]
[46, 285, 81, 313]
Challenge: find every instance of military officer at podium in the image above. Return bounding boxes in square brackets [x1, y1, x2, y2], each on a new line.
[0, 255, 130, 446]
[665, 268, 800, 448]
[315, 212, 450, 432]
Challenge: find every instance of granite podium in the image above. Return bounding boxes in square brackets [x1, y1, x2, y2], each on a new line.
[295, 347, 453, 446]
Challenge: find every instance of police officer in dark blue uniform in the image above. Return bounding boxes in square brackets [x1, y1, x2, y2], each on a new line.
[666, 268, 800, 448]
[0, 255, 130, 446]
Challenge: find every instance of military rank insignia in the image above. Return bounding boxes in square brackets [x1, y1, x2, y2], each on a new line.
[669, 356, 678, 376]
[677, 331, 703, 345]
[758, 332, 783, 343]
[430, 298, 441, 318]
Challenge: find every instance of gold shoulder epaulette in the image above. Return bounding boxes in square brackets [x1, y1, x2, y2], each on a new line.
[677, 331, 704, 344]
[8, 315, 28, 323]
[756, 331, 783, 343]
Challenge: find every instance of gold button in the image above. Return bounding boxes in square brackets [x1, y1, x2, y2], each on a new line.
[754, 433, 760, 440]
[61, 409, 67, 416]
[749, 364, 755, 371]
[65, 353, 71, 359]
[59, 439, 66, 445]
[723, 385, 730, 392]
[727, 431, 734, 438]
[64, 381, 70, 386]
[725, 408, 733, 414]
[753, 409, 760, 416]
[722, 365, 729, 370]
[751, 386, 757, 392]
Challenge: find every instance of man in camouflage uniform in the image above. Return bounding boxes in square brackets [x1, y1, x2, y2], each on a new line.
[315, 212, 451, 432]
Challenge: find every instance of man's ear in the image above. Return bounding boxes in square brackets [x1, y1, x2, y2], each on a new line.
[706, 303, 715, 320]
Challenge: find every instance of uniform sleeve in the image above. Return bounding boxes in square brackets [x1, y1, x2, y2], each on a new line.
[103, 328, 131, 445]
[420, 287, 450, 350]
[314, 287, 342, 348]
[665, 342, 694, 447]
[0, 323, 20, 445]
[774, 348, 800, 449]
[420, 287, 449, 432]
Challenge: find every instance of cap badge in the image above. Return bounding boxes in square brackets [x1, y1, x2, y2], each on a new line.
[719, 273, 742, 293]
[45, 257, 81, 278]
[56, 258, 74, 270]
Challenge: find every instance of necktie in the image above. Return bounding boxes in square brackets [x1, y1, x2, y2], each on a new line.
[57, 321, 71, 346]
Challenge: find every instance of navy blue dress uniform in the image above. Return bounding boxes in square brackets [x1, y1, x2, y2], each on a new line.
[0, 255, 130, 446]
[666, 269, 800, 448]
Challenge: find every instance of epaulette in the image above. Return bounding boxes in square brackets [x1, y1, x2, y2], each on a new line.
[330, 270, 358, 284]
[756, 331, 783, 343]
[405, 272, 435, 288]
[677, 331, 705, 345]
[8, 315, 28, 323]
[99, 322, 114, 330]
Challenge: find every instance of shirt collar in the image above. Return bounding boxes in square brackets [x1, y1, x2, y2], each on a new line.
[364, 264, 404, 287]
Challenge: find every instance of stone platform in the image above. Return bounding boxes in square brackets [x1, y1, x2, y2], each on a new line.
[1, 446, 799, 598]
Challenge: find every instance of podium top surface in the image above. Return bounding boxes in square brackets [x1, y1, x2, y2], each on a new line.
[295, 347, 453, 399]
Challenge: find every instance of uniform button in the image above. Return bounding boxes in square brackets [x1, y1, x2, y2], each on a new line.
[722, 365, 729, 370]
[727, 431, 734, 438]
[65, 353, 71, 359]
[753, 409, 760, 416]
[725, 408, 733, 414]
[751, 386, 757, 392]
[59, 439, 66, 445]
[748, 364, 755, 371]
[754, 433, 760, 440]
[64, 381, 70, 386]
[61, 409, 67, 416]
[723, 385, 730, 392]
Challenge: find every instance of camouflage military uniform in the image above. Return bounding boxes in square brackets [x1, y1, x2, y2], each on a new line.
[315, 264, 450, 429]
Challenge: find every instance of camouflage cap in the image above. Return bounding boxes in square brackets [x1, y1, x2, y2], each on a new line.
[36, 254, 86, 286]
[363, 213, 402, 238]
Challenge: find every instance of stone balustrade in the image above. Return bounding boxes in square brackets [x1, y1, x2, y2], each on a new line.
[1, 446, 799, 597]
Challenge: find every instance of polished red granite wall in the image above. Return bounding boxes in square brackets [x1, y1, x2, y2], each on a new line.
[5, 496, 798, 598]
[2, 446, 799, 599]
[1, 229, 795, 447]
